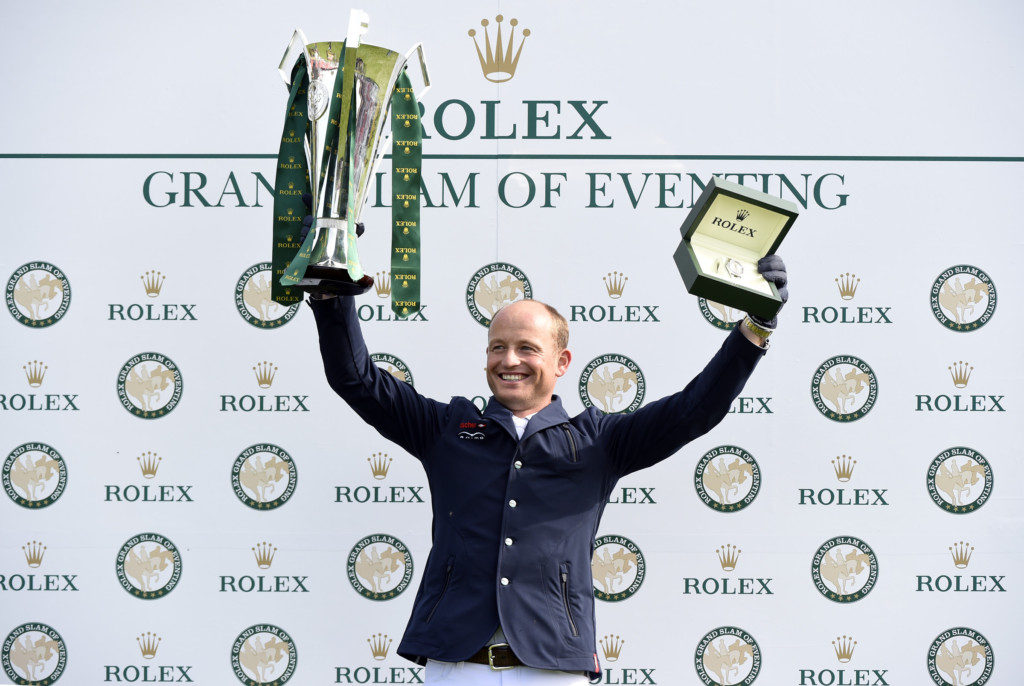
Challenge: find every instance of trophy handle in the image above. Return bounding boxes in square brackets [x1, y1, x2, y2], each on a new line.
[404, 43, 431, 100]
[278, 29, 311, 86]
[347, 9, 370, 47]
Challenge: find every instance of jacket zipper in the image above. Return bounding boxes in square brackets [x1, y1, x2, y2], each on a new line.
[426, 560, 454, 623]
[560, 563, 579, 637]
[561, 425, 579, 463]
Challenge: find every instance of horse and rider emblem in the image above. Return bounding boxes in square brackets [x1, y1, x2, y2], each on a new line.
[930, 266, 997, 332]
[116, 533, 182, 599]
[465, 262, 533, 327]
[117, 353, 183, 418]
[927, 448, 992, 514]
[699, 298, 744, 330]
[231, 624, 297, 686]
[579, 354, 646, 414]
[811, 356, 878, 422]
[2, 443, 67, 508]
[232, 444, 297, 510]
[235, 263, 299, 329]
[695, 446, 761, 513]
[347, 534, 414, 601]
[811, 536, 878, 603]
[694, 627, 761, 685]
[6, 262, 70, 327]
[928, 629, 992, 686]
[2, 624, 68, 685]
[591, 535, 645, 602]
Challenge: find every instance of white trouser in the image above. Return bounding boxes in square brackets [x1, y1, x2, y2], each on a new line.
[424, 659, 591, 685]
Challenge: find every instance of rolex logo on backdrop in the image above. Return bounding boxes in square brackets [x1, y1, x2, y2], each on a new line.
[916, 541, 1006, 593]
[801, 273, 894, 325]
[2, 623, 68, 684]
[103, 633, 195, 683]
[103, 451, 194, 503]
[107, 270, 198, 322]
[927, 628, 993, 685]
[0, 540, 79, 593]
[0, 360, 80, 412]
[334, 633, 426, 684]
[915, 361, 1005, 412]
[598, 634, 657, 684]
[568, 271, 661, 324]
[694, 626, 762, 685]
[927, 447, 993, 514]
[219, 541, 309, 594]
[219, 360, 310, 413]
[683, 543, 774, 596]
[797, 636, 891, 686]
[798, 454, 890, 507]
[352, 272, 428, 322]
[468, 14, 530, 83]
[334, 452, 426, 505]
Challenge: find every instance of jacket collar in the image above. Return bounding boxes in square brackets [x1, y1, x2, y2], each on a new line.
[483, 396, 570, 442]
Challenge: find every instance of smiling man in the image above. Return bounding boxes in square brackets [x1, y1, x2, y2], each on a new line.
[308, 257, 785, 686]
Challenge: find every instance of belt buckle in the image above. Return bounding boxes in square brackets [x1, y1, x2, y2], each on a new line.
[487, 643, 513, 671]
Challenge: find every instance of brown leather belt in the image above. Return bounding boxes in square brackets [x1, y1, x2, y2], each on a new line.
[466, 643, 523, 670]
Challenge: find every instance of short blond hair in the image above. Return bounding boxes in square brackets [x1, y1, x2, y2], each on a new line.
[490, 300, 569, 351]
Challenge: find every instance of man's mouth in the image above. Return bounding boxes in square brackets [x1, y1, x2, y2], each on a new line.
[499, 373, 526, 382]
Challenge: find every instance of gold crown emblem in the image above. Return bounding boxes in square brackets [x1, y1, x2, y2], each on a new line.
[736, 209, 750, 221]
[600, 635, 624, 662]
[141, 270, 165, 297]
[367, 633, 392, 660]
[253, 361, 278, 389]
[137, 632, 161, 659]
[368, 452, 392, 480]
[252, 541, 277, 569]
[22, 540, 45, 568]
[603, 271, 628, 299]
[716, 544, 741, 572]
[23, 360, 47, 387]
[375, 271, 391, 298]
[949, 541, 974, 569]
[468, 15, 530, 83]
[833, 635, 856, 663]
[835, 272, 860, 300]
[137, 451, 162, 479]
[288, 181, 294, 189]
[948, 361, 973, 388]
[289, 156, 295, 163]
[832, 454, 856, 482]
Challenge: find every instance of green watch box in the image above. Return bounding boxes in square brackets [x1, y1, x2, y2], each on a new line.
[673, 176, 798, 320]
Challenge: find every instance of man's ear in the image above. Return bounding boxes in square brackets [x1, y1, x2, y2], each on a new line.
[555, 349, 572, 377]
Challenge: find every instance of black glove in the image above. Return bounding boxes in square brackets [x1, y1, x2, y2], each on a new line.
[299, 192, 365, 242]
[748, 254, 788, 329]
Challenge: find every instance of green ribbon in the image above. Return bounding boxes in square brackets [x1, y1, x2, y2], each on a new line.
[389, 70, 422, 317]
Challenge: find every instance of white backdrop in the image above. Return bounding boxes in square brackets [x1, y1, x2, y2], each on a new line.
[1, 1, 1022, 684]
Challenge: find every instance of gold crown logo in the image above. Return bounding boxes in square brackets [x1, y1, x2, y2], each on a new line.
[288, 181, 294, 189]
[835, 273, 860, 300]
[716, 544, 741, 572]
[948, 361, 973, 388]
[137, 632, 161, 659]
[600, 635, 624, 662]
[603, 271, 628, 299]
[833, 635, 856, 663]
[22, 541, 45, 568]
[23, 360, 47, 387]
[375, 271, 391, 298]
[468, 15, 530, 83]
[368, 452, 392, 480]
[252, 541, 277, 569]
[141, 270, 165, 297]
[832, 454, 856, 482]
[137, 451, 162, 479]
[949, 541, 974, 569]
[736, 209, 750, 221]
[367, 633, 392, 660]
[253, 361, 278, 389]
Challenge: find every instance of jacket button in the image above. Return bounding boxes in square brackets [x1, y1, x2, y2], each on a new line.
[508, 499, 517, 508]
[513, 460, 523, 469]
[504, 538, 513, 546]
[500, 577, 510, 586]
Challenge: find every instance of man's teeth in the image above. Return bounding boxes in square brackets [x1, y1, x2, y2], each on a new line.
[501, 374, 525, 381]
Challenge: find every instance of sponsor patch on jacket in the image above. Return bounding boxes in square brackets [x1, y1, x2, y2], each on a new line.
[457, 421, 487, 440]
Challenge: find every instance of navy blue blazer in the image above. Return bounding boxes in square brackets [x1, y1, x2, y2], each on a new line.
[311, 296, 765, 675]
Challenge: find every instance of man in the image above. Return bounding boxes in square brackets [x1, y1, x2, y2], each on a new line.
[308, 257, 786, 684]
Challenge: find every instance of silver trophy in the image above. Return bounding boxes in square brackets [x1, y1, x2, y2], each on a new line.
[278, 9, 429, 294]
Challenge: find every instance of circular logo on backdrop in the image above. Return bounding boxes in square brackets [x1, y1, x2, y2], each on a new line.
[930, 265, 996, 331]
[116, 352, 183, 418]
[591, 535, 645, 601]
[465, 262, 532, 327]
[2, 622, 68, 685]
[235, 263, 300, 329]
[231, 624, 298, 686]
[694, 626, 761, 685]
[810, 535, 878, 603]
[370, 353, 414, 387]
[3, 443, 67, 508]
[115, 533, 182, 599]
[5, 262, 71, 328]
[695, 445, 761, 512]
[231, 444, 296, 510]
[927, 627, 993, 686]
[578, 354, 646, 414]
[698, 298, 744, 330]
[927, 447, 992, 514]
[347, 534, 414, 600]
[810, 355, 878, 422]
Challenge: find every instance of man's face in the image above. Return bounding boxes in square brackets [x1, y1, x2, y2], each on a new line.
[485, 301, 571, 418]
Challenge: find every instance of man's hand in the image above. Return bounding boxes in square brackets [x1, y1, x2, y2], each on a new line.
[749, 254, 788, 329]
